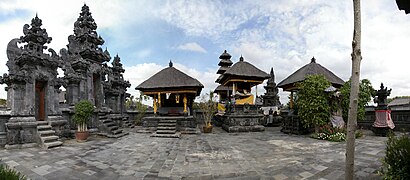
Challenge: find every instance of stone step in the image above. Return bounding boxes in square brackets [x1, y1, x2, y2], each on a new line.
[158, 123, 177, 127]
[37, 121, 48, 126]
[151, 132, 180, 138]
[38, 130, 56, 136]
[105, 122, 116, 127]
[37, 125, 52, 130]
[41, 135, 59, 143]
[100, 131, 129, 138]
[99, 115, 108, 119]
[158, 119, 177, 123]
[157, 126, 176, 130]
[108, 126, 119, 131]
[156, 130, 177, 134]
[101, 119, 112, 123]
[43, 141, 63, 149]
[112, 129, 123, 135]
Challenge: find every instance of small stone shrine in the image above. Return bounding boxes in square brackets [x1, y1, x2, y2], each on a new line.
[136, 61, 204, 137]
[0, 15, 66, 149]
[372, 83, 394, 136]
[216, 55, 270, 132]
[261, 67, 281, 106]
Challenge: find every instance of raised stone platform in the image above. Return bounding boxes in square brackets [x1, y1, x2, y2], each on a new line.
[222, 114, 265, 132]
[142, 116, 197, 130]
[222, 104, 265, 133]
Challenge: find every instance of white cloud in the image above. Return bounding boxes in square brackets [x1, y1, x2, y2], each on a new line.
[177, 42, 207, 53]
[1, 0, 410, 106]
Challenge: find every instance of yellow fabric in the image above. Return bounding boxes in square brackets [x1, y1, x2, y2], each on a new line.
[218, 103, 226, 111]
[235, 95, 254, 105]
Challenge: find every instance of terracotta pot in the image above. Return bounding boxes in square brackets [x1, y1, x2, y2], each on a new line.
[75, 131, 89, 142]
[203, 125, 213, 133]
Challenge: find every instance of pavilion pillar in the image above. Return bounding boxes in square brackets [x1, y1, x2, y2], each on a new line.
[158, 92, 161, 107]
[183, 94, 187, 113]
[153, 95, 157, 114]
[290, 91, 294, 109]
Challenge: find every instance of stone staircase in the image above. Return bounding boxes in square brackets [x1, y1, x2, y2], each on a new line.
[122, 116, 135, 128]
[98, 112, 128, 138]
[151, 118, 180, 138]
[37, 121, 63, 149]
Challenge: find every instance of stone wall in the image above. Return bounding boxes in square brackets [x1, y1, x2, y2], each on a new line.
[360, 108, 410, 131]
[0, 111, 10, 147]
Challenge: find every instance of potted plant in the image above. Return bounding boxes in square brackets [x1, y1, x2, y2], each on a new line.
[199, 91, 217, 133]
[73, 100, 95, 142]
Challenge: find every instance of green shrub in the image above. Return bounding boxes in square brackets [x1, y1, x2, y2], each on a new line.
[73, 100, 95, 132]
[0, 164, 26, 180]
[297, 75, 331, 130]
[380, 133, 410, 179]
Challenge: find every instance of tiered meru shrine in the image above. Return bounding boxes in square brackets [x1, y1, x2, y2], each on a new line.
[2, 4, 402, 149]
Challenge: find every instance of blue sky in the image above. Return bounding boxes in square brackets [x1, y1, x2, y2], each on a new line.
[1, 0, 410, 104]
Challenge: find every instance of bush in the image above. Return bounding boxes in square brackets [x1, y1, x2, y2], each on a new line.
[380, 133, 410, 179]
[73, 100, 95, 132]
[0, 164, 26, 180]
[297, 75, 331, 130]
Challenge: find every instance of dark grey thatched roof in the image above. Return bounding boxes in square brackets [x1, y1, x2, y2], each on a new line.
[136, 61, 204, 92]
[218, 56, 270, 83]
[214, 84, 232, 92]
[277, 57, 344, 91]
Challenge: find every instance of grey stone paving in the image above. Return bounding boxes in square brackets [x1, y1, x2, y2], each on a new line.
[0, 127, 386, 180]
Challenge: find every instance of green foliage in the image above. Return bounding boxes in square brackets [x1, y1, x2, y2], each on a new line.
[73, 100, 94, 131]
[297, 75, 331, 128]
[313, 124, 346, 142]
[133, 94, 148, 125]
[387, 96, 410, 103]
[380, 133, 410, 179]
[340, 79, 375, 121]
[312, 125, 363, 142]
[199, 91, 217, 126]
[0, 99, 6, 106]
[0, 164, 26, 180]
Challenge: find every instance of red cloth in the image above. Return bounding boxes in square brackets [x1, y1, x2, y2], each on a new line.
[373, 110, 395, 129]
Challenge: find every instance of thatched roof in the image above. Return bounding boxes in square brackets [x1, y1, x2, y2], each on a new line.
[214, 84, 232, 92]
[217, 56, 270, 84]
[277, 57, 344, 91]
[136, 61, 203, 94]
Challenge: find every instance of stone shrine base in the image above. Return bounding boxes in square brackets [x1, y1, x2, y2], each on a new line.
[222, 113, 265, 133]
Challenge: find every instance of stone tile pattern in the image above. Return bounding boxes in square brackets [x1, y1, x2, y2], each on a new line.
[0, 127, 385, 179]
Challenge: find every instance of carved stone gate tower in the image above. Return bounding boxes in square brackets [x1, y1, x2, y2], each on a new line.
[0, 15, 66, 148]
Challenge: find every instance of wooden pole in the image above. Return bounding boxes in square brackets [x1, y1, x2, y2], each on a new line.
[153, 95, 157, 114]
[346, 0, 362, 179]
[183, 94, 187, 113]
[290, 91, 294, 109]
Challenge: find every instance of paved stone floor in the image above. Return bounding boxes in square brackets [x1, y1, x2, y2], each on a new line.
[0, 127, 386, 180]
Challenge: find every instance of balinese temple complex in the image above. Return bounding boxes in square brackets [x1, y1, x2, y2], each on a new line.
[136, 61, 203, 137]
[215, 52, 270, 132]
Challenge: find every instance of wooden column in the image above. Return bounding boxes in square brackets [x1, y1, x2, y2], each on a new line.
[153, 95, 157, 114]
[158, 92, 161, 107]
[290, 91, 294, 109]
[183, 94, 187, 113]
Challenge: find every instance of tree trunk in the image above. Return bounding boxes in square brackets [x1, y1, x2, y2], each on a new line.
[346, 0, 362, 179]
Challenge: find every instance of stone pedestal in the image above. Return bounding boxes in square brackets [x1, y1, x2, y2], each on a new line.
[222, 104, 265, 132]
[222, 114, 265, 132]
[48, 115, 69, 137]
[5, 116, 38, 149]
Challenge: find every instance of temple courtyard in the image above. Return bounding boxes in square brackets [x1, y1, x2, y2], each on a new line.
[0, 127, 385, 180]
